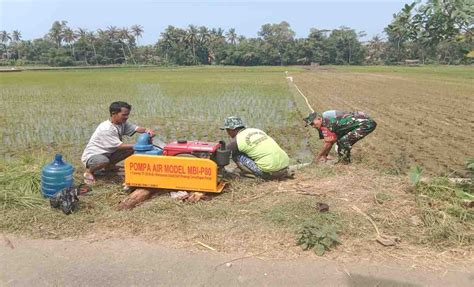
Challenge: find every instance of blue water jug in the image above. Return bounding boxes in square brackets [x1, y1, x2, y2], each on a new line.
[41, 154, 75, 198]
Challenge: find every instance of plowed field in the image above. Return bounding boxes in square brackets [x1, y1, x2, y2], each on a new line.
[291, 66, 473, 175]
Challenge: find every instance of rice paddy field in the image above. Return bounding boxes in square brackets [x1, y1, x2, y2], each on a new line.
[0, 66, 311, 166]
[1, 66, 473, 264]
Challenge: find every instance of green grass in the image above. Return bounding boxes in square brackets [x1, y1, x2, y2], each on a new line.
[409, 178, 473, 246]
[0, 66, 309, 166]
[264, 200, 340, 230]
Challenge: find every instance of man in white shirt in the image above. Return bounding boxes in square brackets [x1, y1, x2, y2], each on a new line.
[81, 101, 154, 184]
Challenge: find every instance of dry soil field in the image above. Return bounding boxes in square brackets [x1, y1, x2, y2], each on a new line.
[290, 66, 473, 175]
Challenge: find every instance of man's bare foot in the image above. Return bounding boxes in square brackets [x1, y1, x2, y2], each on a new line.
[83, 172, 96, 185]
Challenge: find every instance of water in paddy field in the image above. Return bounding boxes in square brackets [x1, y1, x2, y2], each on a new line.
[132, 84, 313, 163]
[0, 81, 313, 164]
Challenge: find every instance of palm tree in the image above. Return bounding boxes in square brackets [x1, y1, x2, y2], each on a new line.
[86, 31, 98, 64]
[106, 26, 118, 42]
[76, 28, 89, 64]
[198, 26, 210, 45]
[77, 28, 88, 38]
[216, 28, 225, 38]
[186, 25, 199, 62]
[130, 24, 144, 46]
[160, 26, 179, 62]
[117, 28, 130, 63]
[226, 28, 237, 45]
[62, 27, 77, 59]
[11, 30, 21, 42]
[119, 28, 137, 64]
[0, 30, 11, 59]
[11, 30, 22, 59]
[96, 29, 107, 41]
[0, 30, 10, 43]
[49, 20, 68, 47]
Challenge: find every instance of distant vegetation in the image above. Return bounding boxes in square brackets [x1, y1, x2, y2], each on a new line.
[1, 0, 472, 66]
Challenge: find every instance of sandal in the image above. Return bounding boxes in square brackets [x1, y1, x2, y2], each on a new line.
[83, 172, 96, 185]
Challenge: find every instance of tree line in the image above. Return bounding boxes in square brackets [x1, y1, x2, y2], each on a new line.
[1, 0, 472, 67]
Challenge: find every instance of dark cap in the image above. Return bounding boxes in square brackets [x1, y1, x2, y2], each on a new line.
[303, 112, 320, 127]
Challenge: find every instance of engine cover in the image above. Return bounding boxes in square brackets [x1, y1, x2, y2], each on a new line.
[163, 140, 221, 156]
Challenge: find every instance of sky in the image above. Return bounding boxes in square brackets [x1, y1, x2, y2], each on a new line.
[1, 0, 408, 44]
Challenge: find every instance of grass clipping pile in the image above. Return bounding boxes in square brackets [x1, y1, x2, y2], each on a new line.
[0, 158, 44, 209]
[1, 158, 473, 266]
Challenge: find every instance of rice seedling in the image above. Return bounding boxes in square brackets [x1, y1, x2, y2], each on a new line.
[0, 67, 310, 165]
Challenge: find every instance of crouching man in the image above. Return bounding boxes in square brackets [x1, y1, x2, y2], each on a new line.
[221, 116, 291, 180]
[304, 111, 376, 163]
[81, 101, 154, 184]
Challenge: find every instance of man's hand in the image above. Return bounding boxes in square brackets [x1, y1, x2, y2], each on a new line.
[314, 141, 334, 164]
[145, 128, 154, 137]
[136, 127, 155, 137]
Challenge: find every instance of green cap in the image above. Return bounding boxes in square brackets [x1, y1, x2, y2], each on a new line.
[220, 116, 246, 130]
[303, 112, 320, 127]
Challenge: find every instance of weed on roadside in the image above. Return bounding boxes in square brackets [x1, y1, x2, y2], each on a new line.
[297, 223, 341, 255]
[407, 164, 473, 247]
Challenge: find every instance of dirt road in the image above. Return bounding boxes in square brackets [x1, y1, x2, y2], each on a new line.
[1, 235, 472, 286]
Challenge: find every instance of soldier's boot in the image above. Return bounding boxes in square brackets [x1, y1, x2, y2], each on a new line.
[337, 148, 351, 164]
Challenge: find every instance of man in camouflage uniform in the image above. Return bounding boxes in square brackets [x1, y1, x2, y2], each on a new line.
[221, 116, 291, 180]
[304, 111, 376, 163]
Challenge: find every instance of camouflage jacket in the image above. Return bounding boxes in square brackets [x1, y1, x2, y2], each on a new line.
[321, 111, 370, 138]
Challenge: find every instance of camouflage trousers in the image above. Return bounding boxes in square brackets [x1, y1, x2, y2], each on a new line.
[337, 118, 377, 151]
[233, 153, 289, 180]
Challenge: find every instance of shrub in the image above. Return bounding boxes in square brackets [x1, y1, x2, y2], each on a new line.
[297, 223, 341, 255]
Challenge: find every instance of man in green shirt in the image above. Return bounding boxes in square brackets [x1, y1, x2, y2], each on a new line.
[304, 111, 377, 163]
[221, 116, 291, 180]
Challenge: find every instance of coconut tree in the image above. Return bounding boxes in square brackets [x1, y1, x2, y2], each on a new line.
[49, 20, 68, 47]
[120, 28, 137, 64]
[106, 26, 118, 41]
[130, 24, 144, 46]
[159, 26, 180, 62]
[117, 27, 132, 63]
[11, 30, 22, 59]
[198, 26, 210, 46]
[11, 30, 21, 42]
[0, 30, 10, 44]
[76, 28, 89, 64]
[226, 28, 237, 45]
[0, 30, 11, 59]
[185, 25, 199, 62]
[62, 27, 77, 59]
[86, 31, 98, 64]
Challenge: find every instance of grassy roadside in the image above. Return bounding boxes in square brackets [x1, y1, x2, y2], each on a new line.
[1, 156, 472, 264]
